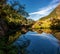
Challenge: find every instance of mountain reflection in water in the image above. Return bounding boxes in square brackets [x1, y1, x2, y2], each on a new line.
[14, 31, 60, 54]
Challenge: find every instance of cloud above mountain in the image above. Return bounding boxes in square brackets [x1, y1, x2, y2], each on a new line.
[28, 0, 59, 21]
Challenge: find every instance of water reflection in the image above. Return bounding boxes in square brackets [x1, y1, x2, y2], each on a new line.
[14, 31, 60, 54]
[32, 29, 60, 40]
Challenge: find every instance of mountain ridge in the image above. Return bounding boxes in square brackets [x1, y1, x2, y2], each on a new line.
[40, 4, 60, 20]
[32, 4, 60, 29]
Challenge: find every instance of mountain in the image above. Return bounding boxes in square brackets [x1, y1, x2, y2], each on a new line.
[32, 4, 60, 29]
[40, 4, 60, 20]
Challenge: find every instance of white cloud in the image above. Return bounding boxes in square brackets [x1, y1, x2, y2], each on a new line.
[28, 0, 59, 21]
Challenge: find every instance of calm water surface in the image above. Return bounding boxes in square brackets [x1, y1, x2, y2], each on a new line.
[14, 31, 60, 54]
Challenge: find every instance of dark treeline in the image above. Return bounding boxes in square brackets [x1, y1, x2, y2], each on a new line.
[0, 0, 34, 54]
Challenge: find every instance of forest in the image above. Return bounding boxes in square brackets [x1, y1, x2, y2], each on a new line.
[0, 0, 60, 54]
[0, 0, 34, 54]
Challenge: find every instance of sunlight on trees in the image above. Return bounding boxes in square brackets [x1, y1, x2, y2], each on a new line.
[0, 0, 33, 54]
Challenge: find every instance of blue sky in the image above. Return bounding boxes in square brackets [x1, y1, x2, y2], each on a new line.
[8, 0, 60, 20]
[20, 0, 53, 13]
[19, 0, 60, 20]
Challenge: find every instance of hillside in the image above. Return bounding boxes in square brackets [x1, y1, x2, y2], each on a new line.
[0, 1, 34, 54]
[32, 4, 60, 29]
[40, 4, 60, 20]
